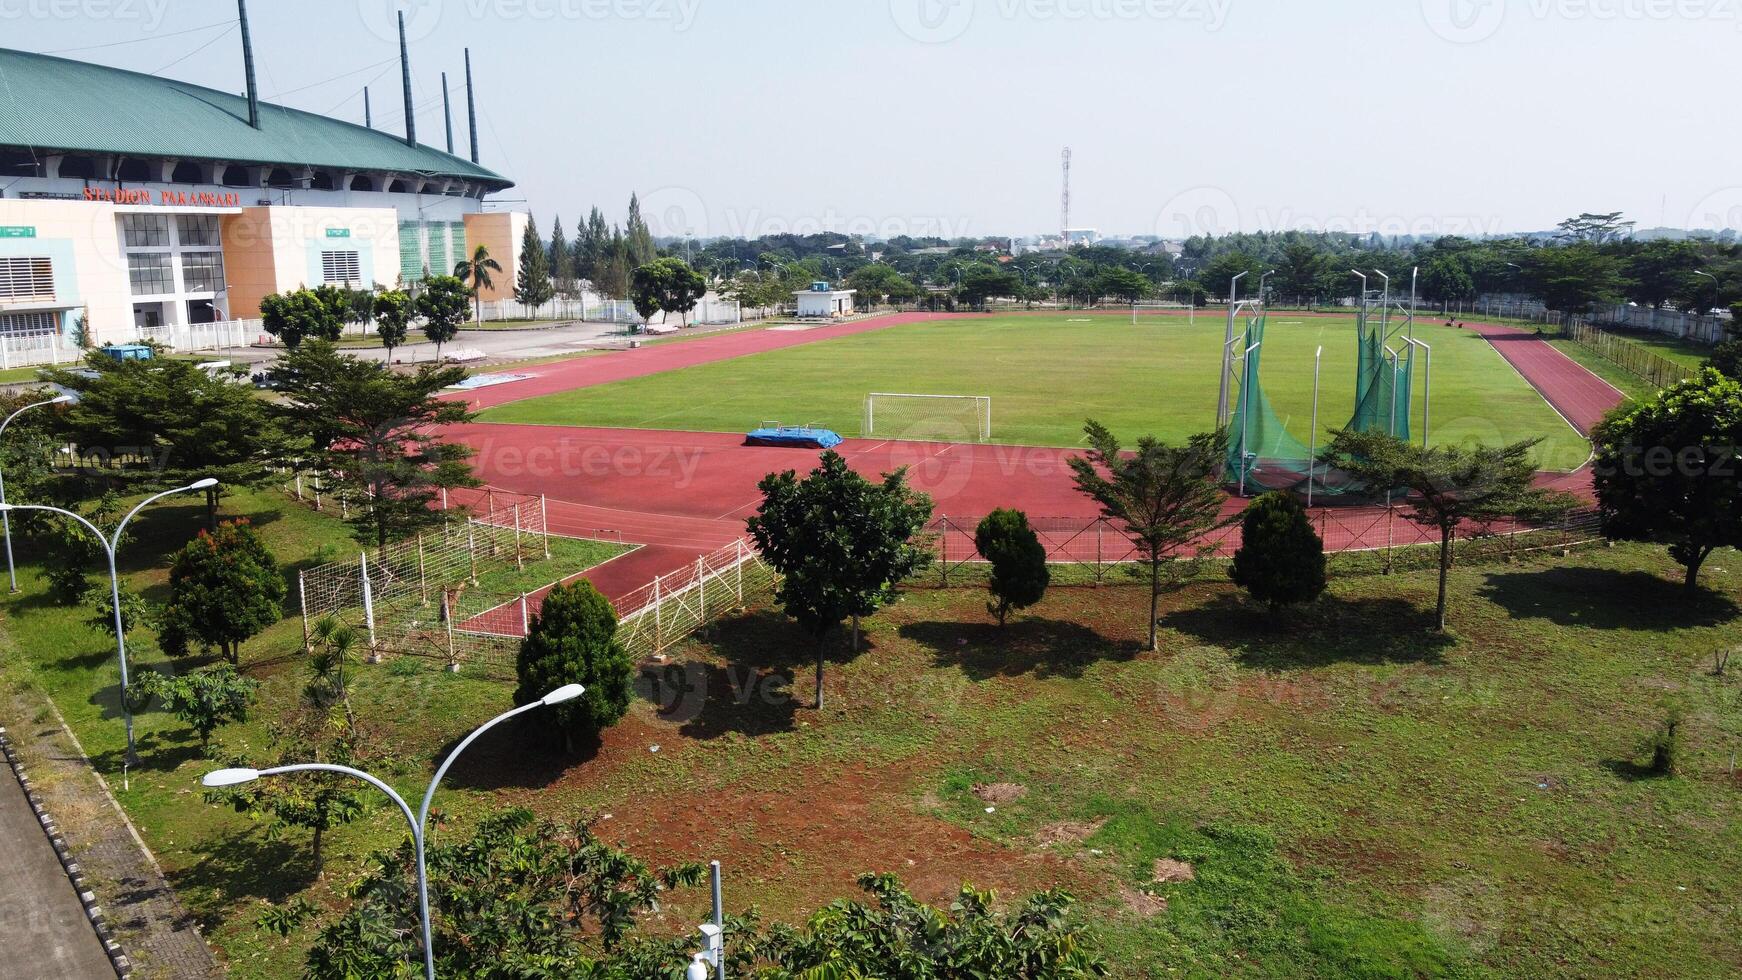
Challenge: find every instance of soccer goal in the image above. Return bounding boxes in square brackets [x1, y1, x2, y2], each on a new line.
[863, 393, 992, 443]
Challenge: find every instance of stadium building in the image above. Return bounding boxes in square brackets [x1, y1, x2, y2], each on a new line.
[0, 24, 530, 362]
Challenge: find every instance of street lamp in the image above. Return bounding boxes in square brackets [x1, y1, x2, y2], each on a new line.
[0, 476, 218, 784]
[1259, 269, 1276, 304]
[202, 683, 585, 980]
[0, 393, 73, 592]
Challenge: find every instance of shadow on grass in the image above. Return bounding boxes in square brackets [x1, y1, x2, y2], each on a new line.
[1162, 594, 1454, 669]
[634, 611, 809, 738]
[1477, 566, 1739, 631]
[898, 617, 1139, 680]
[1600, 758, 1672, 782]
[431, 716, 594, 793]
[177, 826, 317, 918]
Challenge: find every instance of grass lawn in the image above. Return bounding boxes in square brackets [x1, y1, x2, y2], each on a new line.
[479, 314, 1591, 470]
[4, 475, 1740, 976]
[1602, 327, 1721, 370]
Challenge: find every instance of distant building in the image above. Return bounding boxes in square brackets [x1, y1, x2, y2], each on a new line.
[794, 282, 854, 317]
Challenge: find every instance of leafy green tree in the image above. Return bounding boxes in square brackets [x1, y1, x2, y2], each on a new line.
[130, 664, 256, 753]
[271, 341, 479, 548]
[548, 214, 573, 294]
[955, 265, 1020, 309]
[514, 215, 555, 315]
[513, 580, 633, 753]
[846, 263, 920, 308]
[1198, 252, 1266, 301]
[158, 520, 285, 665]
[1093, 266, 1151, 304]
[1592, 368, 1742, 590]
[1321, 430, 1575, 629]
[452, 243, 502, 323]
[748, 451, 934, 708]
[1070, 422, 1231, 651]
[41, 492, 123, 604]
[974, 509, 1050, 627]
[85, 581, 151, 639]
[415, 274, 472, 360]
[48, 349, 286, 527]
[371, 288, 412, 357]
[1528, 243, 1624, 314]
[259, 285, 348, 348]
[629, 256, 708, 330]
[1622, 239, 1703, 309]
[1229, 492, 1326, 611]
[1419, 254, 1475, 305]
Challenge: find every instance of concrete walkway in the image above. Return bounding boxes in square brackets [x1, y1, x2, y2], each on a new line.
[0, 738, 116, 978]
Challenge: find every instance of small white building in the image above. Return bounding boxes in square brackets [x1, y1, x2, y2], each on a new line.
[794, 282, 855, 318]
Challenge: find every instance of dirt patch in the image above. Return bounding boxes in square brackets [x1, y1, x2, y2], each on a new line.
[971, 782, 1026, 804]
[1152, 858, 1196, 884]
[1034, 819, 1105, 848]
[1118, 883, 1167, 918]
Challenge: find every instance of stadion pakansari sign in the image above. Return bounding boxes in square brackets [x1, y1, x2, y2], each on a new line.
[0, 226, 35, 238]
[81, 186, 243, 207]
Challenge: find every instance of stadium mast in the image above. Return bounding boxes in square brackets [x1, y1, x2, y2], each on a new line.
[397, 11, 416, 146]
[1060, 147, 1072, 246]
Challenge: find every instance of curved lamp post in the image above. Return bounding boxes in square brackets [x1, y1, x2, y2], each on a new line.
[202, 683, 585, 980]
[0, 476, 218, 786]
[0, 393, 73, 592]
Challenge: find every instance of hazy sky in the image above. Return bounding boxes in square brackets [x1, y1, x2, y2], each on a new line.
[10, 0, 1740, 240]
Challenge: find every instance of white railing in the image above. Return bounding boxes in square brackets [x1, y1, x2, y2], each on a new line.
[615, 539, 776, 659]
[133, 317, 263, 353]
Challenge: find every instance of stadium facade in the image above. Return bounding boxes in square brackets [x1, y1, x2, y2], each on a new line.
[0, 44, 529, 355]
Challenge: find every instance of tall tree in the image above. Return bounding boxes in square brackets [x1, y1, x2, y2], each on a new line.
[747, 451, 934, 709]
[515, 215, 555, 316]
[271, 341, 480, 549]
[548, 215, 574, 295]
[453, 243, 503, 322]
[1320, 430, 1574, 630]
[1592, 368, 1742, 590]
[625, 193, 656, 265]
[416, 274, 472, 360]
[1069, 422, 1231, 651]
[371, 288, 412, 358]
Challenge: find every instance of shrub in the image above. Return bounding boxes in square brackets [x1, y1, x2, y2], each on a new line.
[1643, 709, 1683, 776]
[1229, 492, 1327, 610]
[974, 509, 1050, 627]
[513, 580, 632, 753]
[131, 664, 257, 753]
[158, 520, 286, 665]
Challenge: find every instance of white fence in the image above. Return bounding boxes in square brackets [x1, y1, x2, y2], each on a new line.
[615, 539, 777, 660]
[134, 317, 264, 353]
[0, 326, 74, 369]
[475, 293, 743, 327]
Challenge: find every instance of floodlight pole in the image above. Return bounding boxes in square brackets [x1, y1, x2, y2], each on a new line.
[1217, 270, 1248, 428]
[0, 394, 71, 593]
[1238, 338, 1259, 497]
[1375, 269, 1391, 339]
[2, 478, 218, 789]
[1308, 345, 1322, 509]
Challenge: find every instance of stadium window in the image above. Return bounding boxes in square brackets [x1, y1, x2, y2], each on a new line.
[221, 165, 252, 187]
[266, 168, 297, 188]
[321, 250, 362, 285]
[122, 213, 170, 248]
[0, 257, 55, 301]
[349, 175, 375, 192]
[56, 155, 97, 179]
[177, 214, 221, 247]
[127, 253, 174, 295]
[170, 160, 206, 184]
[0, 149, 43, 178]
[116, 158, 152, 181]
[309, 171, 335, 190]
[181, 252, 226, 293]
[387, 179, 410, 193]
[0, 312, 59, 337]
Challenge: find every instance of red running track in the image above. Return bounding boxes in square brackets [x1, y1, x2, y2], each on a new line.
[445, 312, 1627, 610]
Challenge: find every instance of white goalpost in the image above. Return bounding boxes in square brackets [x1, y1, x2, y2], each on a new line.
[863, 393, 992, 442]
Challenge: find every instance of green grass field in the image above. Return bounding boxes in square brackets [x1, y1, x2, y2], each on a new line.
[479, 314, 1592, 470]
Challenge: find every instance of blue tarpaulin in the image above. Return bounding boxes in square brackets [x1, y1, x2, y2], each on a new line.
[744, 425, 843, 449]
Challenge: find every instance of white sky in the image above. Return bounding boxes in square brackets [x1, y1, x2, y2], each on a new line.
[9, 0, 1740, 239]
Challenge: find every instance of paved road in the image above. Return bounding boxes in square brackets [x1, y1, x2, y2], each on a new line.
[0, 752, 115, 978]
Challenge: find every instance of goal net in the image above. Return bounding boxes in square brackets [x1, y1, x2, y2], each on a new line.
[863, 393, 992, 443]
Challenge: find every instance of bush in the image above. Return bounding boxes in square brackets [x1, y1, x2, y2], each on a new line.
[158, 520, 285, 665]
[974, 509, 1050, 627]
[513, 580, 632, 753]
[1229, 491, 1327, 610]
[1643, 709, 1683, 776]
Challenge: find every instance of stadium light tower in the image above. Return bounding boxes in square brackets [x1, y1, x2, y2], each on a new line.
[1217, 270, 1250, 428]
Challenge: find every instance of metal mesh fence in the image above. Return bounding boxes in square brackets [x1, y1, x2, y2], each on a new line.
[1550, 316, 1698, 389]
[615, 539, 779, 660]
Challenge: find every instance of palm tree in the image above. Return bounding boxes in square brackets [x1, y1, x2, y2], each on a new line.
[454, 244, 503, 323]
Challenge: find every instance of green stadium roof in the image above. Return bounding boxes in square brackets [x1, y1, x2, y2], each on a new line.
[0, 48, 512, 190]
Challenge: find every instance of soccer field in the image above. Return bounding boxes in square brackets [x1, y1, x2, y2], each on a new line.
[478, 314, 1592, 470]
